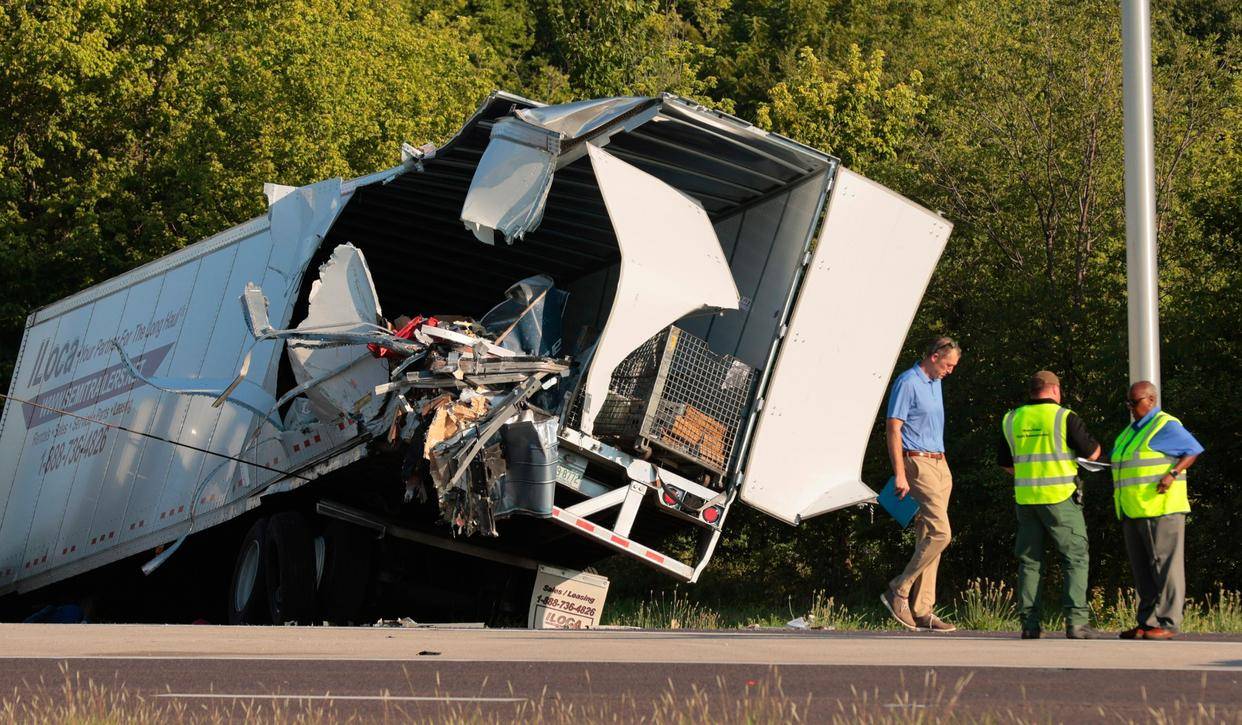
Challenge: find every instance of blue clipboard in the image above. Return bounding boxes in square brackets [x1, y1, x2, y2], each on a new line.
[878, 476, 920, 528]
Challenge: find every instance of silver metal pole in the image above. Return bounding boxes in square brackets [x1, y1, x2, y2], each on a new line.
[1121, 0, 1161, 389]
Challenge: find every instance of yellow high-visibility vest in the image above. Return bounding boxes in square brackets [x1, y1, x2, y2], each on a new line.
[1111, 411, 1190, 519]
[1002, 403, 1079, 505]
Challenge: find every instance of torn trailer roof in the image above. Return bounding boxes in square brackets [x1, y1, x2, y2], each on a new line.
[0, 91, 951, 608]
[325, 92, 833, 370]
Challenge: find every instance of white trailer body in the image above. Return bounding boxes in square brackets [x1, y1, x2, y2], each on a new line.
[0, 92, 951, 603]
[0, 177, 381, 593]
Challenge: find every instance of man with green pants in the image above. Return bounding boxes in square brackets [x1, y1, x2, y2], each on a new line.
[999, 371, 1104, 639]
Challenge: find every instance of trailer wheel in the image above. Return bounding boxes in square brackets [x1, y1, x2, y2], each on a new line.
[228, 517, 269, 625]
[316, 520, 373, 625]
[264, 512, 317, 625]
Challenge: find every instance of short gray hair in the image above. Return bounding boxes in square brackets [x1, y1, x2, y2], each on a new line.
[924, 336, 961, 358]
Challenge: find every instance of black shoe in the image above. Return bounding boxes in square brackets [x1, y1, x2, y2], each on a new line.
[1020, 629, 1041, 639]
[1066, 625, 1104, 639]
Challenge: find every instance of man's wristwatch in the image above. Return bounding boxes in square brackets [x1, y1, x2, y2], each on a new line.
[1168, 469, 1182, 479]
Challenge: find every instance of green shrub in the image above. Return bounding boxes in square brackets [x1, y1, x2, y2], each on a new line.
[1184, 588, 1242, 633]
[806, 590, 874, 631]
[1090, 587, 1138, 630]
[605, 588, 722, 629]
[951, 578, 1020, 631]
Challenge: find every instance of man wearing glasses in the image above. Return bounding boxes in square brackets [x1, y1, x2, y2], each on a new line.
[880, 336, 961, 633]
[1112, 381, 1203, 640]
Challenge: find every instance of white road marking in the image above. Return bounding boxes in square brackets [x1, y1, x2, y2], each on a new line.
[156, 693, 525, 703]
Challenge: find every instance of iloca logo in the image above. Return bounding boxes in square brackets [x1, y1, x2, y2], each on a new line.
[26, 336, 84, 388]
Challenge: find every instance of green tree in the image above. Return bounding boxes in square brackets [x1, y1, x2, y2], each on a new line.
[534, 0, 728, 107]
[0, 0, 499, 383]
[0, 0, 275, 379]
[892, 0, 1239, 595]
[756, 44, 929, 172]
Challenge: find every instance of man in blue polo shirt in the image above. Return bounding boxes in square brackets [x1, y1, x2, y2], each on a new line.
[880, 336, 961, 632]
[1113, 380, 1204, 640]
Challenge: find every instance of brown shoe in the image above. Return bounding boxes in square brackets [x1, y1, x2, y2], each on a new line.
[1119, 626, 1147, 640]
[880, 590, 919, 630]
[916, 614, 957, 633]
[1143, 627, 1176, 640]
[1066, 624, 1106, 639]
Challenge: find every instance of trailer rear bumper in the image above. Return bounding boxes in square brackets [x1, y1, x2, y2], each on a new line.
[549, 506, 694, 581]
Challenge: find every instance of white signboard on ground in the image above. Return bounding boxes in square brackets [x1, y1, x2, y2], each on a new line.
[528, 564, 609, 629]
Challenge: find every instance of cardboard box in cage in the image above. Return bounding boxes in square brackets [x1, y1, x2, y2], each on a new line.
[590, 326, 755, 476]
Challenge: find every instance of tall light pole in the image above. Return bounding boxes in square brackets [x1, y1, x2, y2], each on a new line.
[1121, 0, 1161, 389]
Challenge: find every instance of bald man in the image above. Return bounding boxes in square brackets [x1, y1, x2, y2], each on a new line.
[1111, 381, 1203, 640]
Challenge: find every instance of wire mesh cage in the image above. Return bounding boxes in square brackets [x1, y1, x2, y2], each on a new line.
[588, 326, 756, 476]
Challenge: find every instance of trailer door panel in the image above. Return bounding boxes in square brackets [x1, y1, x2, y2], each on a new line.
[740, 168, 952, 524]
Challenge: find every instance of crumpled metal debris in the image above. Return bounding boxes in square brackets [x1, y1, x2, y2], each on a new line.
[480, 274, 570, 357]
[422, 375, 553, 536]
[231, 247, 572, 538]
[288, 243, 389, 423]
[459, 97, 660, 245]
[362, 282, 570, 537]
[423, 394, 489, 459]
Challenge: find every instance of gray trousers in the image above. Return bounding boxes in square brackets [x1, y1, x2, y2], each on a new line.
[1121, 513, 1185, 630]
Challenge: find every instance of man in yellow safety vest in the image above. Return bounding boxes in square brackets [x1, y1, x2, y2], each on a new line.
[999, 370, 1104, 639]
[1112, 381, 1203, 640]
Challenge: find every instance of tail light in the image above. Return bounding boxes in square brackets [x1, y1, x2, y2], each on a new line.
[661, 484, 683, 507]
[701, 505, 723, 524]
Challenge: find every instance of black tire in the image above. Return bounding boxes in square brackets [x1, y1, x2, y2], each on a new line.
[263, 511, 317, 625]
[228, 517, 269, 625]
[316, 520, 373, 625]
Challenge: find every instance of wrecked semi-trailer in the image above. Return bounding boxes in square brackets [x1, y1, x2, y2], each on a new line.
[0, 93, 951, 625]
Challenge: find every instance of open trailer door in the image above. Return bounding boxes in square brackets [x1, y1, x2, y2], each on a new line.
[739, 168, 952, 525]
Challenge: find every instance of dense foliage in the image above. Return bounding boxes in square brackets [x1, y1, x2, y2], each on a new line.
[2, 0, 1238, 603]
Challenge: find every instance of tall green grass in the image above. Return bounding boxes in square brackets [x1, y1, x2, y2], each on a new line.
[604, 587, 722, 629]
[604, 583, 1242, 633]
[1090, 587, 1139, 631]
[952, 579, 1020, 631]
[1091, 586, 1242, 632]
[806, 590, 874, 631]
[1183, 589, 1242, 632]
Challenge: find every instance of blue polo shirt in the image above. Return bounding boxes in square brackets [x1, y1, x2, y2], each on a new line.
[1127, 407, 1204, 457]
[886, 362, 945, 453]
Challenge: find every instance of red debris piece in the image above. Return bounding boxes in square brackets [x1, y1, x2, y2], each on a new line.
[368, 315, 438, 358]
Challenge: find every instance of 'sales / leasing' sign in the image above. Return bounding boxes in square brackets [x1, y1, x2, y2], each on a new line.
[528, 564, 610, 629]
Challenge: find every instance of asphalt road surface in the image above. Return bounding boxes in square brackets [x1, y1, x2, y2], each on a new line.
[2, 624, 1240, 721]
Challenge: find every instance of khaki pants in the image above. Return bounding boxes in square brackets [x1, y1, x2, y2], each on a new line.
[889, 456, 953, 618]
